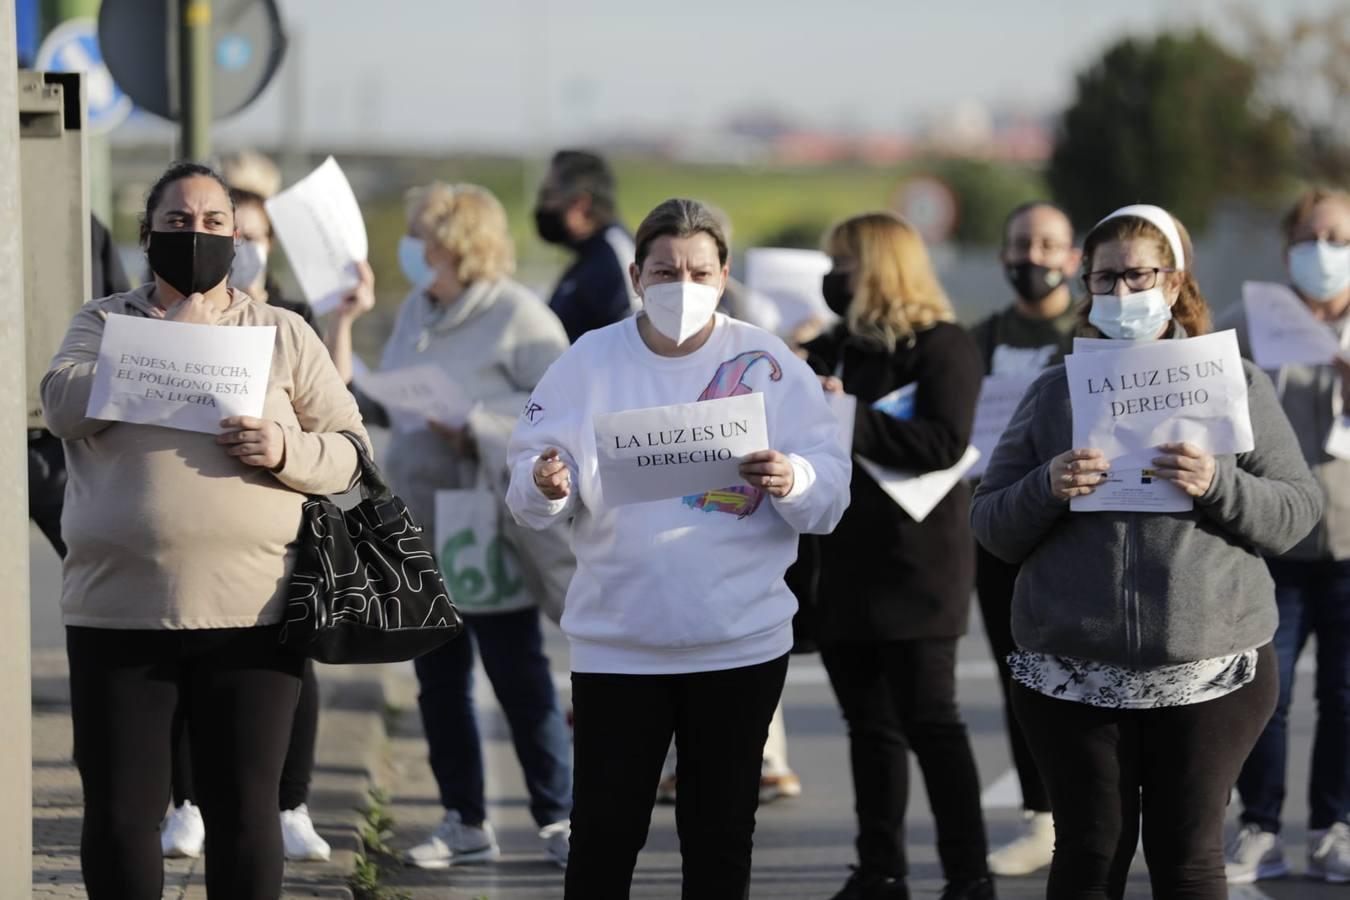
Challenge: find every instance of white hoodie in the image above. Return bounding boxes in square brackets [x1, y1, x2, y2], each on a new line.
[506, 314, 851, 674]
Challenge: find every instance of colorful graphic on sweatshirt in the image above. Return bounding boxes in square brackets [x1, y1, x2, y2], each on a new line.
[682, 350, 783, 518]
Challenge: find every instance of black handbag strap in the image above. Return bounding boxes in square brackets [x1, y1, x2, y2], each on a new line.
[339, 430, 393, 503]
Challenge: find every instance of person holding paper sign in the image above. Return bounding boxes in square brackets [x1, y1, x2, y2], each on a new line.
[327, 181, 576, 870]
[157, 183, 336, 866]
[972, 204, 1322, 900]
[968, 201, 1083, 877]
[226, 186, 322, 335]
[507, 198, 849, 899]
[1221, 189, 1350, 883]
[42, 162, 370, 900]
[801, 212, 993, 900]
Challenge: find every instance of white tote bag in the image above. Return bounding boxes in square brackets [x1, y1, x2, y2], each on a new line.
[434, 487, 533, 615]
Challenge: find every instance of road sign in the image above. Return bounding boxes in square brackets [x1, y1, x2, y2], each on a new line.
[97, 0, 287, 122]
[34, 18, 133, 133]
[894, 175, 959, 245]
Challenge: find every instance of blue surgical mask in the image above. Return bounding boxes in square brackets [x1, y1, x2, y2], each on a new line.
[1288, 240, 1350, 302]
[398, 235, 435, 291]
[1089, 286, 1174, 341]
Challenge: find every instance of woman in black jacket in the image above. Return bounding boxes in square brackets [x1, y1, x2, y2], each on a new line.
[806, 212, 992, 900]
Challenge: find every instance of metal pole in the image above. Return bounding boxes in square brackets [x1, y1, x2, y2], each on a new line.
[179, 0, 211, 161]
[0, 9, 35, 898]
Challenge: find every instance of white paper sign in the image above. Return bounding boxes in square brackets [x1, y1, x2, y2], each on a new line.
[86, 315, 275, 434]
[594, 393, 769, 507]
[1065, 331, 1252, 512]
[967, 374, 1038, 479]
[826, 392, 857, 453]
[1243, 281, 1341, 369]
[265, 157, 368, 316]
[1066, 330, 1253, 466]
[744, 248, 835, 335]
[857, 446, 980, 523]
[1070, 467, 1194, 513]
[355, 364, 473, 433]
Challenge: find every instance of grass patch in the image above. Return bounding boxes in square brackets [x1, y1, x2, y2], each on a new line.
[347, 788, 411, 900]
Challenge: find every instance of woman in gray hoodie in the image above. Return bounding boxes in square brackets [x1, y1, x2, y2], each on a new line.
[326, 183, 574, 870]
[971, 204, 1322, 900]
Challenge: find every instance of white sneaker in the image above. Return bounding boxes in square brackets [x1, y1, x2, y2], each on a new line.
[540, 820, 570, 869]
[1309, 822, 1350, 883]
[161, 801, 205, 859]
[987, 811, 1054, 876]
[1224, 823, 1289, 883]
[759, 771, 803, 803]
[280, 804, 331, 862]
[404, 810, 500, 870]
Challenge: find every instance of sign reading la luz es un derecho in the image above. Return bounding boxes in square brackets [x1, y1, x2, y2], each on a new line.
[594, 392, 769, 507]
[1064, 329, 1254, 513]
[86, 315, 276, 434]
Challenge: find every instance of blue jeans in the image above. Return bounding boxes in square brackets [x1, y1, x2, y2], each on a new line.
[1237, 558, 1350, 832]
[413, 607, 572, 828]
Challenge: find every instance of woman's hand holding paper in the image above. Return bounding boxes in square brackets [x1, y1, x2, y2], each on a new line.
[740, 449, 796, 498]
[1151, 442, 1216, 497]
[1048, 448, 1110, 501]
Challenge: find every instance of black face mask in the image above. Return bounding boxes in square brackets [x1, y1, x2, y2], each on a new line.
[1004, 262, 1066, 304]
[821, 270, 853, 317]
[147, 230, 236, 297]
[534, 207, 571, 246]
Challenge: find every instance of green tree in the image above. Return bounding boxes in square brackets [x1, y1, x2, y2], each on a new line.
[1049, 31, 1295, 232]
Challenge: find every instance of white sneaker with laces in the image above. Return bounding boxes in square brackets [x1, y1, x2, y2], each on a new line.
[1224, 823, 1289, 883]
[280, 804, 331, 862]
[161, 800, 205, 859]
[987, 811, 1054, 876]
[1309, 822, 1350, 883]
[404, 810, 500, 870]
[540, 820, 570, 869]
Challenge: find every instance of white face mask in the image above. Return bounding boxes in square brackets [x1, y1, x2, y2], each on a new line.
[641, 280, 721, 345]
[1288, 240, 1350, 302]
[1089, 286, 1174, 341]
[229, 239, 268, 291]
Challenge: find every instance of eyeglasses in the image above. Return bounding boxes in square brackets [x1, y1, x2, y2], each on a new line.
[1083, 267, 1175, 294]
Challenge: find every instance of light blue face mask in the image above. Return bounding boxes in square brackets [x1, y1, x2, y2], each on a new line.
[398, 235, 436, 290]
[1089, 286, 1174, 341]
[1288, 240, 1350, 302]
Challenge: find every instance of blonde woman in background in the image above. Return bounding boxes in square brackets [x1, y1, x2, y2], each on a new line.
[326, 183, 575, 869]
[804, 212, 993, 900]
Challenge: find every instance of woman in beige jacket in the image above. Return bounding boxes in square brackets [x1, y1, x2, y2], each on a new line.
[41, 162, 369, 900]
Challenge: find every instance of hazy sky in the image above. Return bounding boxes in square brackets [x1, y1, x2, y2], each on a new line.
[117, 0, 1344, 152]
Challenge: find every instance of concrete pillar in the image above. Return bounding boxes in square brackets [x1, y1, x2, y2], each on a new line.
[0, 7, 35, 898]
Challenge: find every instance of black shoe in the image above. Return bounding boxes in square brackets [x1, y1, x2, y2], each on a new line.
[829, 866, 910, 900]
[938, 877, 996, 900]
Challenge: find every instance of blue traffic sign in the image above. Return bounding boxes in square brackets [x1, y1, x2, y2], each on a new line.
[35, 18, 134, 134]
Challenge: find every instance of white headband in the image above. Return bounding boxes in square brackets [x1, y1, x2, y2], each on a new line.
[1095, 204, 1186, 272]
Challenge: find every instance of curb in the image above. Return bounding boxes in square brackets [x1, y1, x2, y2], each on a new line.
[30, 650, 400, 900]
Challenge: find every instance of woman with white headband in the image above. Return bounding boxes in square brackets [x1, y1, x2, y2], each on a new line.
[971, 204, 1322, 899]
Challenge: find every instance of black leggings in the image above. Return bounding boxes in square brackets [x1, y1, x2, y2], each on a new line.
[821, 637, 989, 882]
[565, 654, 789, 900]
[68, 625, 303, 900]
[172, 658, 319, 810]
[1011, 643, 1278, 900]
[975, 544, 1050, 813]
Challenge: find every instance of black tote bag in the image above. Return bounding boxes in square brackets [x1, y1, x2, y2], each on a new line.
[281, 432, 464, 663]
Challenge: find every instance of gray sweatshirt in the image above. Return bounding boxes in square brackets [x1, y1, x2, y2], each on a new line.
[1220, 299, 1350, 561]
[971, 356, 1322, 667]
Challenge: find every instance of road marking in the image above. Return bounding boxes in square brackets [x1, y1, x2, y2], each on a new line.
[981, 767, 1024, 809]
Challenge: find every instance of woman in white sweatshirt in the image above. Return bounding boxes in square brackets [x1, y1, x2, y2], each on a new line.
[507, 198, 851, 899]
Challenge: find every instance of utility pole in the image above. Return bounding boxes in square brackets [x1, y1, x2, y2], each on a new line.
[179, 0, 211, 161]
[0, 8, 35, 898]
